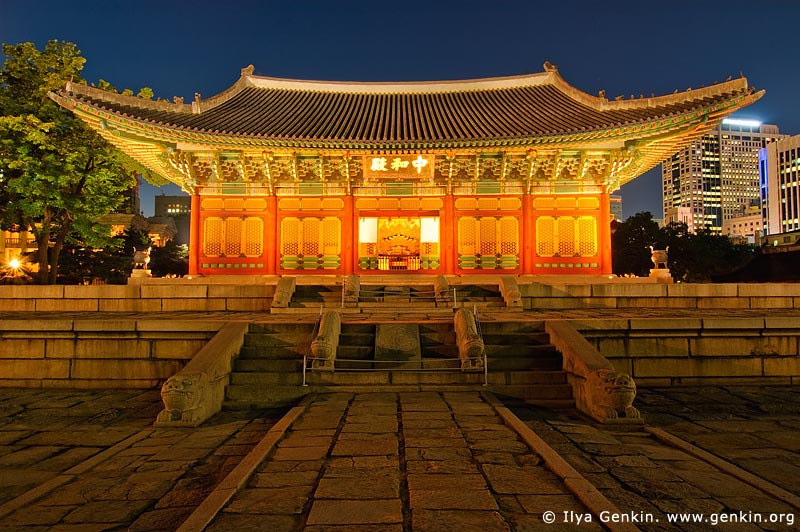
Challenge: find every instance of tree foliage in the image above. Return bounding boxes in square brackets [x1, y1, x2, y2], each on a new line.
[612, 212, 756, 282]
[0, 41, 139, 283]
[57, 228, 151, 284]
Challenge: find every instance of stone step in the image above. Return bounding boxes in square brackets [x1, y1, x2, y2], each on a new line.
[338, 333, 375, 346]
[234, 358, 303, 373]
[487, 356, 561, 371]
[484, 344, 559, 357]
[239, 345, 308, 359]
[243, 332, 314, 346]
[479, 321, 546, 334]
[229, 372, 304, 386]
[480, 332, 551, 345]
[248, 323, 317, 335]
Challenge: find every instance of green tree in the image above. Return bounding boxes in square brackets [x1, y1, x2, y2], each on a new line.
[0, 41, 138, 284]
[611, 211, 663, 276]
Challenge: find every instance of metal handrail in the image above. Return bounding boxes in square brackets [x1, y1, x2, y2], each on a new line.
[302, 355, 486, 372]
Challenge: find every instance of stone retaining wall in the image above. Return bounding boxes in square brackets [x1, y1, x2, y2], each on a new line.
[523, 283, 800, 309]
[0, 320, 221, 388]
[574, 317, 800, 386]
[0, 284, 275, 312]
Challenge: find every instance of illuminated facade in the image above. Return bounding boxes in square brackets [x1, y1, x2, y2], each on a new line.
[761, 134, 800, 235]
[52, 64, 761, 276]
[663, 119, 783, 234]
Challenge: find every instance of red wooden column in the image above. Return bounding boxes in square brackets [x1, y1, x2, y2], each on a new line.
[188, 193, 201, 276]
[522, 194, 535, 274]
[342, 195, 355, 274]
[441, 195, 455, 274]
[264, 195, 278, 274]
[599, 191, 612, 274]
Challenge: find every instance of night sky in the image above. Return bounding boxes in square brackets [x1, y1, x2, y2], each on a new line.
[3, 0, 798, 218]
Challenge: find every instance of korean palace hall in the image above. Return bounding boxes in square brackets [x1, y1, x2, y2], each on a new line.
[51, 64, 761, 277]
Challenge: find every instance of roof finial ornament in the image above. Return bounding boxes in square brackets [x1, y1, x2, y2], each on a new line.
[543, 61, 557, 73]
[598, 89, 606, 99]
[194, 92, 201, 103]
[241, 64, 255, 77]
[726, 75, 732, 81]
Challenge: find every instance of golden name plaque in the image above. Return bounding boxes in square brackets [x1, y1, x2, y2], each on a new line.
[363, 155, 434, 180]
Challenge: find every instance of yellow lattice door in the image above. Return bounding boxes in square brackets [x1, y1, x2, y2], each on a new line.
[497, 217, 519, 268]
[203, 217, 223, 257]
[536, 217, 555, 257]
[224, 217, 242, 256]
[243, 217, 264, 257]
[557, 217, 576, 256]
[576, 216, 598, 257]
[302, 218, 320, 257]
[458, 217, 477, 256]
[281, 218, 300, 256]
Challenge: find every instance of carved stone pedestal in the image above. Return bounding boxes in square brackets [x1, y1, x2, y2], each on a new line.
[130, 269, 152, 279]
[649, 268, 673, 283]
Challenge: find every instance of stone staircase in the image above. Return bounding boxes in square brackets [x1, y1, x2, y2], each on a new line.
[224, 320, 573, 409]
[275, 282, 505, 312]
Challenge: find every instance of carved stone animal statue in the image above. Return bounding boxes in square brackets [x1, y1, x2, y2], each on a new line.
[649, 246, 668, 269]
[133, 247, 151, 269]
[586, 369, 640, 421]
[310, 311, 341, 370]
[454, 308, 485, 371]
[156, 372, 208, 424]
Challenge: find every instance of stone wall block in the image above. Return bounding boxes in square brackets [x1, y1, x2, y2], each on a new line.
[630, 319, 702, 330]
[226, 298, 271, 311]
[71, 359, 183, 380]
[739, 284, 800, 297]
[99, 299, 163, 312]
[667, 284, 738, 297]
[749, 297, 795, 309]
[696, 298, 751, 309]
[0, 285, 64, 299]
[207, 285, 273, 298]
[592, 284, 667, 298]
[136, 321, 221, 332]
[63, 285, 141, 299]
[73, 338, 151, 359]
[35, 299, 99, 312]
[625, 337, 690, 357]
[153, 340, 208, 359]
[73, 320, 137, 332]
[140, 285, 208, 299]
[633, 357, 762, 378]
[0, 359, 70, 379]
[0, 299, 36, 311]
[160, 298, 226, 312]
[764, 358, 800, 376]
[0, 339, 46, 358]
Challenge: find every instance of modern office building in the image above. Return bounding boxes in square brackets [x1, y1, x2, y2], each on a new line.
[662, 119, 785, 233]
[761, 134, 800, 236]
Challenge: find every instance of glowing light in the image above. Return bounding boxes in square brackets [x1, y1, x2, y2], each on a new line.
[420, 217, 440, 243]
[723, 118, 761, 128]
[8, 258, 20, 269]
[358, 218, 378, 243]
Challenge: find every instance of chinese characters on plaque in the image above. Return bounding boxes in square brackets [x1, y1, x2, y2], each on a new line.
[364, 155, 434, 180]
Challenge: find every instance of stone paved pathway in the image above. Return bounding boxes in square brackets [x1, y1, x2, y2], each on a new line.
[0, 389, 285, 531]
[1, 387, 799, 531]
[509, 389, 800, 532]
[206, 391, 599, 532]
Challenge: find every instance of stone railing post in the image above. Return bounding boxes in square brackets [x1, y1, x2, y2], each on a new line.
[545, 320, 641, 424]
[310, 310, 341, 370]
[155, 322, 248, 427]
[272, 276, 296, 308]
[499, 276, 522, 308]
[433, 275, 450, 306]
[454, 308, 485, 371]
[342, 274, 360, 308]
